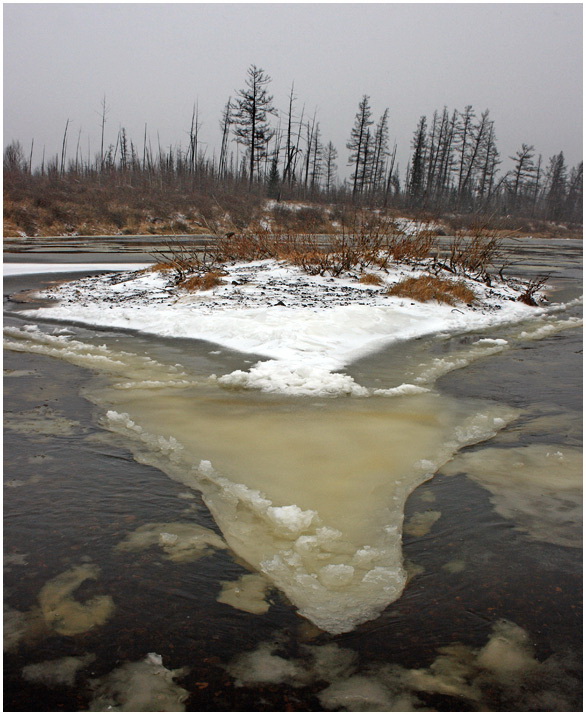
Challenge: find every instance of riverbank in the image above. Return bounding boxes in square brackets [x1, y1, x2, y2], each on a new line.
[13, 250, 554, 397]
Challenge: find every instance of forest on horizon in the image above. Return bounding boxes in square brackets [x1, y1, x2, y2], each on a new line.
[4, 64, 582, 238]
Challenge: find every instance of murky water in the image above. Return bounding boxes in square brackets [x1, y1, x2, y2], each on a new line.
[4, 239, 582, 711]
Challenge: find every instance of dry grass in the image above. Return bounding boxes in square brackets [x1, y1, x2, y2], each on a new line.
[388, 275, 476, 306]
[179, 271, 226, 291]
[359, 272, 384, 286]
[144, 262, 176, 273]
[3, 171, 264, 237]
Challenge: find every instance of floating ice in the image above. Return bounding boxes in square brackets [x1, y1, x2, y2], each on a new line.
[4, 320, 526, 633]
[217, 573, 272, 614]
[226, 620, 580, 711]
[517, 316, 583, 340]
[266, 505, 317, 535]
[217, 360, 370, 397]
[404, 510, 442, 537]
[99, 392, 518, 633]
[443, 443, 582, 547]
[22, 653, 95, 687]
[225, 637, 356, 688]
[89, 652, 189, 712]
[38, 564, 115, 636]
[442, 559, 467, 574]
[3, 606, 29, 651]
[116, 521, 227, 562]
[4, 405, 82, 437]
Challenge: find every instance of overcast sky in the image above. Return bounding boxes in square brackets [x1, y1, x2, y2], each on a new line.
[4, 3, 583, 179]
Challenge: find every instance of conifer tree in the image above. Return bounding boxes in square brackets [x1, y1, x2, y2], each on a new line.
[408, 115, 427, 204]
[233, 65, 277, 184]
[544, 152, 567, 221]
[347, 95, 373, 197]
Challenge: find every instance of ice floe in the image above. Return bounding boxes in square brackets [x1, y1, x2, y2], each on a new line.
[22, 653, 96, 687]
[88, 652, 189, 712]
[225, 620, 580, 711]
[115, 521, 227, 562]
[443, 443, 583, 547]
[38, 564, 115, 636]
[14, 257, 567, 398]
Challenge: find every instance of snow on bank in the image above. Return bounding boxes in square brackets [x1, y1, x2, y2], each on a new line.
[18, 258, 552, 396]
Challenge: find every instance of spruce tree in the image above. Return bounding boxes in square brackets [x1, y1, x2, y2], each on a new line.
[347, 95, 373, 198]
[233, 65, 277, 184]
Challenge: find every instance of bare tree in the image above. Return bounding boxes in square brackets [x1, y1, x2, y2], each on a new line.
[324, 141, 338, 194]
[60, 119, 70, 175]
[98, 95, 109, 171]
[188, 102, 202, 175]
[544, 151, 567, 221]
[509, 143, 536, 211]
[282, 83, 298, 185]
[218, 98, 232, 178]
[565, 162, 583, 223]
[371, 108, 390, 196]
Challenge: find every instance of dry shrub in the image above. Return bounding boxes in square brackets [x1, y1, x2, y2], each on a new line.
[144, 262, 175, 273]
[216, 229, 276, 261]
[179, 271, 226, 291]
[442, 227, 504, 284]
[269, 204, 327, 232]
[388, 275, 476, 306]
[516, 274, 549, 306]
[383, 232, 435, 267]
[359, 272, 384, 286]
[212, 215, 436, 279]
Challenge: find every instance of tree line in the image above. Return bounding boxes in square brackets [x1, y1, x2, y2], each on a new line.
[4, 63, 582, 224]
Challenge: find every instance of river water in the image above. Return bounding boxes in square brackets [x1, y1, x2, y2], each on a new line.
[3, 238, 582, 711]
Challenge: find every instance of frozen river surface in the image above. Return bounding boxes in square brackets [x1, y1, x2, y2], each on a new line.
[3, 238, 582, 711]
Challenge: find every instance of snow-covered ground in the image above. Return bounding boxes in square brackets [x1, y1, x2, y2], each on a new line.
[12, 257, 553, 396]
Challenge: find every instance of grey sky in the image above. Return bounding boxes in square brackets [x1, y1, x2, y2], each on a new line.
[4, 3, 583, 179]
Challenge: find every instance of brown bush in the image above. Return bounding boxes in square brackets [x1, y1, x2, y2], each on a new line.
[216, 229, 277, 261]
[359, 272, 384, 286]
[179, 271, 226, 291]
[144, 262, 175, 273]
[444, 230, 503, 282]
[269, 204, 328, 232]
[388, 275, 476, 306]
